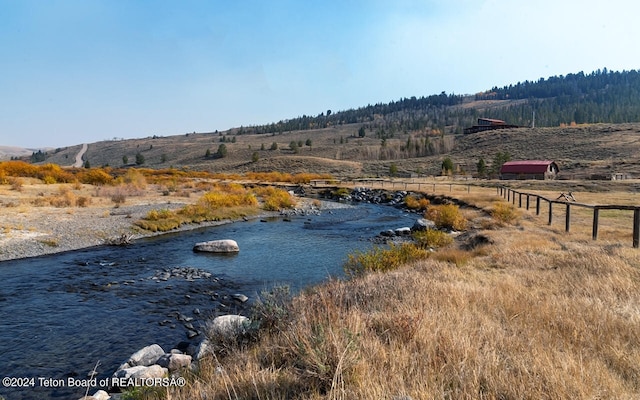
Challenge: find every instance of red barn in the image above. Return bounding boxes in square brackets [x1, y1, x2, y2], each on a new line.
[500, 160, 559, 180]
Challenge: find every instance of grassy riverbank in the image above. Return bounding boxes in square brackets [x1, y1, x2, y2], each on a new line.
[163, 188, 640, 399]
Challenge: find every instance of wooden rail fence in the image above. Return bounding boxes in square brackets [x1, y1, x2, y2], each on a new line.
[497, 186, 640, 248]
[308, 179, 640, 248]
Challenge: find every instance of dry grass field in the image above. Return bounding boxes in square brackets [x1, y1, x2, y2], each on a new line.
[159, 184, 640, 400]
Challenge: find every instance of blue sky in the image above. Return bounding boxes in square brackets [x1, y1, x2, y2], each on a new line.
[1, 0, 639, 149]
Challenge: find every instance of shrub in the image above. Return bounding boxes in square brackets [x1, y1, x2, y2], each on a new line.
[199, 185, 257, 209]
[251, 285, 292, 333]
[42, 175, 57, 184]
[333, 187, 351, 198]
[111, 193, 126, 206]
[122, 169, 147, 190]
[491, 202, 520, 225]
[291, 173, 333, 184]
[425, 204, 467, 231]
[136, 208, 183, 231]
[76, 196, 91, 207]
[344, 243, 429, 277]
[145, 208, 174, 221]
[9, 177, 23, 191]
[216, 144, 228, 158]
[254, 186, 296, 210]
[405, 195, 430, 211]
[413, 228, 453, 248]
[36, 163, 74, 182]
[80, 168, 114, 185]
[135, 152, 145, 165]
[0, 160, 38, 178]
[49, 189, 76, 207]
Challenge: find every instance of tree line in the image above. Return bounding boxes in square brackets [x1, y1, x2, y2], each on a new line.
[235, 69, 640, 136]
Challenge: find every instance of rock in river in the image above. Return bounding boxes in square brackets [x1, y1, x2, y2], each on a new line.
[193, 239, 239, 253]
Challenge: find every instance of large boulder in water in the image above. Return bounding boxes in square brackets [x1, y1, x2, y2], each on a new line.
[193, 239, 239, 253]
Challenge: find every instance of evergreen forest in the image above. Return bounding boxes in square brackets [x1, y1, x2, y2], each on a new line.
[240, 69, 640, 136]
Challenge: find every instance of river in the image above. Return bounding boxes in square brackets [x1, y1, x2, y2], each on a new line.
[0, 202, 417, 399]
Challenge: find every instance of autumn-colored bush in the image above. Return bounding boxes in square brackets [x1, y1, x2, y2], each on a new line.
[79, 168, 114, 185]
[290, 173, 333, 184]
[425, 204, 467, 231]
[120, 169, 147, 190]
[0, 160, 40, 179]
[344, 243, 429, 277]
[244, 171, 333, 184]
[36, 163, 74, 183]
[491, 202, 520, 225]
[405, 195, 430, 211]
[137, 208, 183, 232]
[42, 176, 57, 184]
[145, 208, 174, 221]
[138, 184, 262, 232]
[198, 184, 258, 209]
[254, 186, 296, 210]
[246, 171, 292, 182]
[412, 228, 453, 248]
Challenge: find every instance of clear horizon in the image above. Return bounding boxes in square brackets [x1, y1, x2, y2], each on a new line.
[1, 0, 639, 149]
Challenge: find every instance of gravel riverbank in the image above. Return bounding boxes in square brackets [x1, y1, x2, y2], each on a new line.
[0, 197, 350, 262]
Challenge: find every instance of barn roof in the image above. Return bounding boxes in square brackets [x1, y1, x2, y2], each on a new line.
[500, 160, 557, 174]
[478, 118, 506, 124]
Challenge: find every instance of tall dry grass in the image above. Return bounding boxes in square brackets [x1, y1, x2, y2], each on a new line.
[166, 194, 640, 400]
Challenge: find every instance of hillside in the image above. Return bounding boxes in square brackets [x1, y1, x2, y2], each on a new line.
[23, 122, 640, 180]
[7, 69, 640, 179]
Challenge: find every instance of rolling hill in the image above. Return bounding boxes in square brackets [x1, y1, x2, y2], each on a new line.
[6, 68, 640, 180]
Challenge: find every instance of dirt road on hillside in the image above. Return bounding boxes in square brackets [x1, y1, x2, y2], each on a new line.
[73, 143, 88, 167]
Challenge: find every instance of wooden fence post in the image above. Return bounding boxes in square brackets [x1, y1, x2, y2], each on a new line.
[519, 193, 522, 208]
[634, 209, 640, 248]
[526, 195, 530, 210]
[592, 208, 599, 240]
[536, 197, 541, 215]
[548, 201, 553, 225]
[565, 203, 571, 232]
[507, 190, 510, 202]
